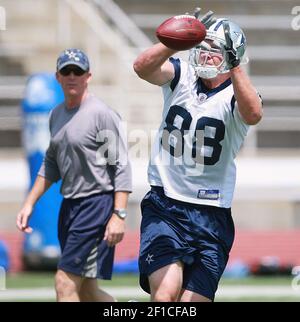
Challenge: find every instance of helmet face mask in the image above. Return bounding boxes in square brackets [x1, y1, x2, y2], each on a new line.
[189, 18, 248, 79]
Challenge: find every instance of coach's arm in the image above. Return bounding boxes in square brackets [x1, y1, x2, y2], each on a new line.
[16, 175, 52, 233]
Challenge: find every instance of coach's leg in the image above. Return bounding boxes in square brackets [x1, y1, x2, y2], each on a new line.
[55, 270, 83, 302]
[149, 261, 183, 302]
[79, 278, 115, 302]
[179, 289, 212, 302]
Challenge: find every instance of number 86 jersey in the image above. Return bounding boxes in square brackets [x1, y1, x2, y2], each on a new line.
[148, 58, 250, 208]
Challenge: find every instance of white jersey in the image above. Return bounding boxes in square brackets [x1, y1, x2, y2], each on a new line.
[148, 58, 250, 208]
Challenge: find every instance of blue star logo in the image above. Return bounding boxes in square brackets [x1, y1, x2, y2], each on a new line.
[145, 253, 154, 265]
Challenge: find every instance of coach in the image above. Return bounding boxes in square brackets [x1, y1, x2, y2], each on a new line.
[16, 48, 132, 302]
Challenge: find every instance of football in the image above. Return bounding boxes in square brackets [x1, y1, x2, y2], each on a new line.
[156, 15, 207, 51]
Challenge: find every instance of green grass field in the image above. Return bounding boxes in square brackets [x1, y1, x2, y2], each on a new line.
[5, 272, 292, 288]
[2, 272, 299, 302]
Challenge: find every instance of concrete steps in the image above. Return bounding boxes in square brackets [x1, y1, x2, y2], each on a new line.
[0, 0, 299, 150]
[115, 0, 299, 16]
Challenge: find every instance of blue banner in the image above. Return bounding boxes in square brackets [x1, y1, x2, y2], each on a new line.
[21, 73, 64, 269]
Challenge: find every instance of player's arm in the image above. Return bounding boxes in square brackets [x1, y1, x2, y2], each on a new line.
[133, 43, 177, 86]
[222, 21, 262, 125]
[230, 67, 263, 125]
[16, 175, 52, 233]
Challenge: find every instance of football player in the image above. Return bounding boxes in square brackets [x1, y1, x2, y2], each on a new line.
[133, 13, 262, 302]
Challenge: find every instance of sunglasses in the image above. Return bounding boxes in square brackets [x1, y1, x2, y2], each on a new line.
[59, 66, 87, 76]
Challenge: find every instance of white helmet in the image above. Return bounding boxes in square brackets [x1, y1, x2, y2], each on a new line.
[189, 18, 249, 79]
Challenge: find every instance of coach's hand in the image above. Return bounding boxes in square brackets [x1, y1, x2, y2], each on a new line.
[104, 213, 125, 247]
[16, 203, 33, 234]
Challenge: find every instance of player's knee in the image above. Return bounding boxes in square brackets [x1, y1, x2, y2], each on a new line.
[79, 290, 91, 302]
[79, 286, 95, 302]
[55, 271, 78, 299]
[152, 290, 178, 302]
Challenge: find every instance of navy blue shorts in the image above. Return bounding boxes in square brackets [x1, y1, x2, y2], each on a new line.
[57, 192, 114, 279]
[139, 187, 235, 301]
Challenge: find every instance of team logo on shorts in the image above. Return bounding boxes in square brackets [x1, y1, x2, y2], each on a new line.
[74, 257, 82, 264]
[145, 253, 154, 265]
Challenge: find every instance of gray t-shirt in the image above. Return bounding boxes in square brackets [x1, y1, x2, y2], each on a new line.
[38, 93, 132, 199]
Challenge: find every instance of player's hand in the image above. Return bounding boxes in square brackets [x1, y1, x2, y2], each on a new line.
[222, 21, 240, 69]
[16, 204, 33, 234]
[193, 7, 216, 28]
[103, 213, 125, 247]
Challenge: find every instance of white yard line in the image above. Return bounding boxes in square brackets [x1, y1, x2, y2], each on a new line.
[216, 285, 300, 298]
[0, 287, 146, 300]
[0, 286, 299, 301]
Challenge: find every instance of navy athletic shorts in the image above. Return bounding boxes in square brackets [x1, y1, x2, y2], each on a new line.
[139, 186, 235, 301]
[57, 191, 114, 279]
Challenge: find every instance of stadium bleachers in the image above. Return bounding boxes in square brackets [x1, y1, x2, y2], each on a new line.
[1, 0, 300, 148]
